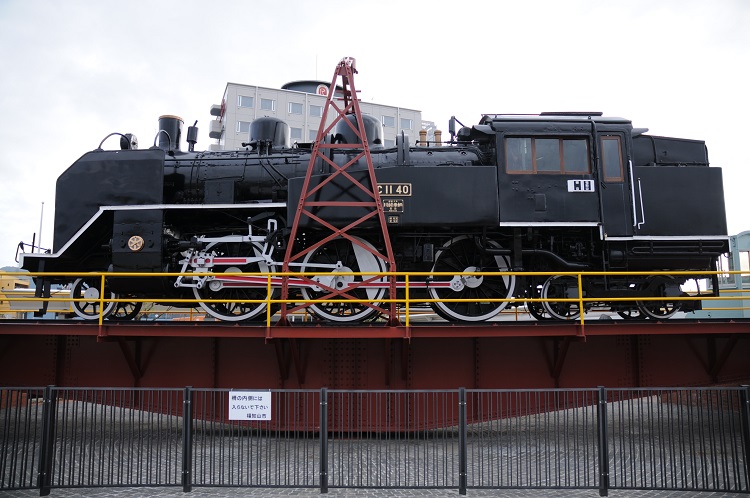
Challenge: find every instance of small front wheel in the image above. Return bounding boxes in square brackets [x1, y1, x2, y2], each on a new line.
[71, 277, 115, 320]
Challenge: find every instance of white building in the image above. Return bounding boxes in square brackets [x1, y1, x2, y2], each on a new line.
[208, 81, 424, 151]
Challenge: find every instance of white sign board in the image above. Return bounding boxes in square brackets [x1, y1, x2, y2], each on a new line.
[228, 390, 272, 421]
[567, 179, 596, 192]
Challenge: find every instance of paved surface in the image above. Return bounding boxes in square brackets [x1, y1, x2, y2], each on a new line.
[3, 477, 742, 496]
[3, 391, 748, 497]
[0, 487, 745, 497]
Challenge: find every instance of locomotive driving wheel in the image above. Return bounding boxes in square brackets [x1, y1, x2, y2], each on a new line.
[300, 236, 387, 322]
[71, 277, 116, 320]
[428, 236, 515, 322]
[541, 275, 581, 321]
[193, 241, 274, 322]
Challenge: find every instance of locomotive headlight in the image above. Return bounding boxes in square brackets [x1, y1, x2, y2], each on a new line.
[128, 235, 145, 252]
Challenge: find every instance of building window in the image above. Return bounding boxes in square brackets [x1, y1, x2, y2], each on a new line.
[288, 102, 303, 115]
[400, 118, 413, 130]
[382, 115, 395, 127]
[260, 98, 275, 111]
[238, 95, 254, 108]
[601, 136, 623, 181]
[290, 127, 303, 140]
[505, 137, 589, 174]
[310, 105, 323, 118]
[237, 121, 251, 133]
[309, 129, 318, 141]
[384, 139, 395, 148]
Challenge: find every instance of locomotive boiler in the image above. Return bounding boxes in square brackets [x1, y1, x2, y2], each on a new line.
[21, 110, 729, 323]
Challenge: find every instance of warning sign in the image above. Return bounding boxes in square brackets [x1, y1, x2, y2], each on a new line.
[228, 390, 272, 421]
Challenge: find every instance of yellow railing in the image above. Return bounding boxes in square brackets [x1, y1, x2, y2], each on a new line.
[1, 269, 749, 327]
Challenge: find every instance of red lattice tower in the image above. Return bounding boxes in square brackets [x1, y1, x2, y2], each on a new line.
[279, 57, 398, 325]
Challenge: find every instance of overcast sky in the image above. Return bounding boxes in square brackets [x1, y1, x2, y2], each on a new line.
[0, 0, 748, 268]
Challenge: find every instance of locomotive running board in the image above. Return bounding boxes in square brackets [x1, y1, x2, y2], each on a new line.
[18, 203, 286, 267]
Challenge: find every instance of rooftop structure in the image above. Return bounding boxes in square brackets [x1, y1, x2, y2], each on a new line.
[208, 81, 423, 151]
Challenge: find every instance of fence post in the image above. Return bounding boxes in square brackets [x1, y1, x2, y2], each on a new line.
[320, 387, 329, 493]
[37, 385, 56, 497]
[182, 386, 193, 493]
[740, 385, 750, 490]
[597, 386, 609, 497]
[458, 387, 467, 495]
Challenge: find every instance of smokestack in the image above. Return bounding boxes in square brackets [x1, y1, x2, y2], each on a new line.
[157, 115, 184, 151]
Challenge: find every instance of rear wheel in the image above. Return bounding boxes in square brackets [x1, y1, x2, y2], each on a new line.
[527, 282, 552, 321]
[616, 307, 643, 320]
[637, 276, 681, 319]
[541, 275, 581, 321]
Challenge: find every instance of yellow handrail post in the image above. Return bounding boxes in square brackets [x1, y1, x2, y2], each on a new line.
[577, 273, 585, 330]
[405, 274, 410, 327]
[266, 273, 272, 328]
[98, 273, 106, 327]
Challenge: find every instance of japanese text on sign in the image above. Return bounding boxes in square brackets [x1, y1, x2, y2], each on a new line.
[228, 390, 272, 421]
[383, 199, 404, 213]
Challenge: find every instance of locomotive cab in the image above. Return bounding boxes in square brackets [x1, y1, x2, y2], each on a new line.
[486, 113, 631, 236]
[486, 112, 726, 240]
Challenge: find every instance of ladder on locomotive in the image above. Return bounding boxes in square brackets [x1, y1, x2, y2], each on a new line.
[279, 57, 398, 325]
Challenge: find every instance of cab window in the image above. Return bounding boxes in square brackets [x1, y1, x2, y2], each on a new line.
[601, 136, 624, 181]
[506, 137, 589, 174]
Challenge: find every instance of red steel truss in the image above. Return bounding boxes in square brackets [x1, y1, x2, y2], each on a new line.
[2, 320, 750, 389]
[280, 57, 397, 325]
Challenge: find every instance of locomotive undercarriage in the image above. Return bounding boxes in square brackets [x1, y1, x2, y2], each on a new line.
[62, 214, 710, 324]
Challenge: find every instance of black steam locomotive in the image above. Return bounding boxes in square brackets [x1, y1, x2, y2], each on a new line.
[21, 111, 728, 323]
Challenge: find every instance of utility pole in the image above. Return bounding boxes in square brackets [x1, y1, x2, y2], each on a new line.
[38, 202, 44, 253]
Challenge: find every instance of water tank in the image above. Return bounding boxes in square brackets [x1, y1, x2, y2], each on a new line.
[334, 114, 384, 149]
[281, 80, 343, 96]
[250, 117, 290, 149]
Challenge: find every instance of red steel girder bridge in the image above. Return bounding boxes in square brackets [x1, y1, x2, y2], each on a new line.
[1, 319, 749, 390]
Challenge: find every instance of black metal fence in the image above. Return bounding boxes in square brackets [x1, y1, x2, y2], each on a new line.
[1, 386, 749, 495]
